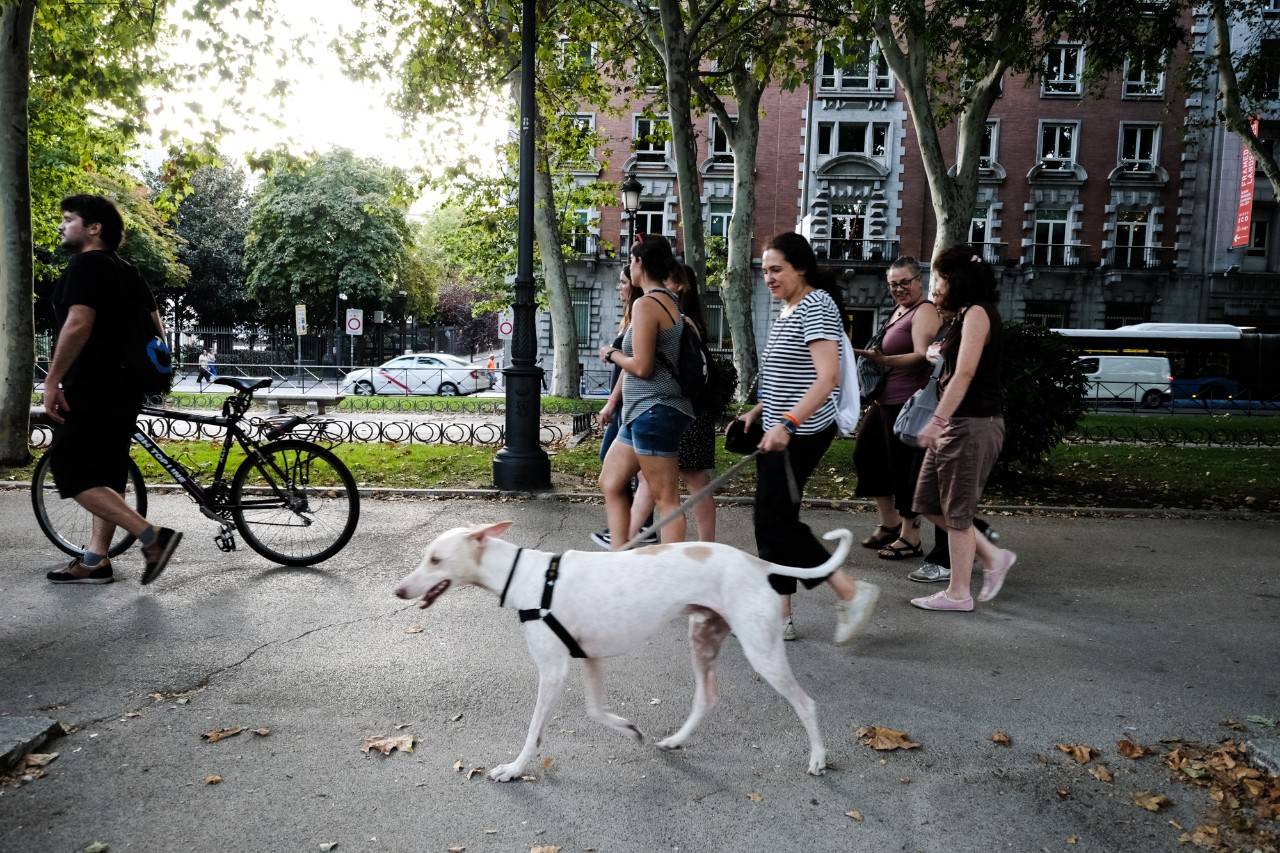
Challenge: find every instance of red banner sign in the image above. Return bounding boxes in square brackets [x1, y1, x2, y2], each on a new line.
[1231, 118, 1260, 249]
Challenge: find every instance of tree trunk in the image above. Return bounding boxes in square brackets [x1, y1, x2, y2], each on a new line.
[532, 149, 580, 398]
[1212, 1, 1280, 197]
[0, 0, 36, 465]
[722, 76, 762, 400]
[656, 0, 707, 288]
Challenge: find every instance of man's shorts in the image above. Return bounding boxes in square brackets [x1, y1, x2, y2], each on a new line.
[617, 403, 692, 458]
[49, 387, 141, 499]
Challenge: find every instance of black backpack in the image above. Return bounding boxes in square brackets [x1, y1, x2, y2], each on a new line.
[648, 293, 717, 414]
[112, 255, 173, 395]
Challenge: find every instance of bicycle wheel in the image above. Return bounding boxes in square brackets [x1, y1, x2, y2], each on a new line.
[230, 439, 359, 566]
[31, 451, 148, 559]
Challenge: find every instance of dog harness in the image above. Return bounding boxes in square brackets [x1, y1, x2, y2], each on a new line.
[498, 548, 589, 659]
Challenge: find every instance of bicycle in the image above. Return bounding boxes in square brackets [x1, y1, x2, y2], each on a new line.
[32, 377, 360, 566]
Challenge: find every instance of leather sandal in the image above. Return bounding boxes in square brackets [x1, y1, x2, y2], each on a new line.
[860, 524, 901, 549]
[877, 538, 924, 560]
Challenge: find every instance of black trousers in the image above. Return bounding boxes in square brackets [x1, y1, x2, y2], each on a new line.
[924, 518, 993, 568]
[754, 423, 837, 595]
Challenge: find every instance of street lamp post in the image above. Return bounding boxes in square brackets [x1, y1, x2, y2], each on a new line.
[334, 291, 348, 372]
[492, 0, 551, 491]
[621, 171, 642, 255]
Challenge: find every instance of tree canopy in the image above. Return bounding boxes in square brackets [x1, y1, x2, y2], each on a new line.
[172, 163, 252, 325]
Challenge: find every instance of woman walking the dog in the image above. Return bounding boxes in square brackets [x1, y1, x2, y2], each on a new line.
[909, 247, 1017, 611]
[598, 236, 694, 547]
[732, 232, 879, 643]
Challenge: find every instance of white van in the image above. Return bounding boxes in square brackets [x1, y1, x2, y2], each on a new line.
[1077, 355, 1173, 408]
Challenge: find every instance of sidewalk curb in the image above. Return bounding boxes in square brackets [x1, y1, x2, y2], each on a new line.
[6, 480, 1273, 521]
[0, 716, 63, 771]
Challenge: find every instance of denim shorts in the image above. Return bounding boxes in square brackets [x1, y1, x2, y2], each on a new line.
[617, 404, 692, 457]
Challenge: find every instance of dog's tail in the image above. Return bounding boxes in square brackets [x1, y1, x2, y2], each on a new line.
[767, 529, 854, 579]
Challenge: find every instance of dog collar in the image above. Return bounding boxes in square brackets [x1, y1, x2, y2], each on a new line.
[498, 547, 523, 608]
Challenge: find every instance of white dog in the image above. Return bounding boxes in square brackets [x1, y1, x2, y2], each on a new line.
[393, 521, 855, 781]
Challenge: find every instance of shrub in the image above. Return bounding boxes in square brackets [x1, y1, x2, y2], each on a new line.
[999, 323, 1086, 472]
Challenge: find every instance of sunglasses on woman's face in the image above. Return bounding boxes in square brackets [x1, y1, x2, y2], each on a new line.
[888, 275, 919, 290]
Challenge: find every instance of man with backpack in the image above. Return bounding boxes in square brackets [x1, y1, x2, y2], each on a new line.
[42, 195, 182, 585]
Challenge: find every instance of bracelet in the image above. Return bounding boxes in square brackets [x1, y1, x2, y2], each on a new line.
[606, 349, 617, 364]
[782, 412, 800, 435]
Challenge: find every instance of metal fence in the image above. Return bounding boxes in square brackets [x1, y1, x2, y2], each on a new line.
[1081, 381, 1280, 415]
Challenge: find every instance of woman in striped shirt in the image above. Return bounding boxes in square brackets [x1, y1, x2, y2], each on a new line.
[731, 233, 879, 644]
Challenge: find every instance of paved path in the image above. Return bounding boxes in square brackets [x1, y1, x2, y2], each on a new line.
[1, 491, 1277, 852]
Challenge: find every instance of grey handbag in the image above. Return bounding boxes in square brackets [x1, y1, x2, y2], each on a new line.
[893, 358, 944, 447]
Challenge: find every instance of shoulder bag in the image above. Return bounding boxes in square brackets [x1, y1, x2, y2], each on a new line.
[893, 357, 943, 448]
[858, 302, 924, 402]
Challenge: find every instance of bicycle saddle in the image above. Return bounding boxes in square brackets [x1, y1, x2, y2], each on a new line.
[213, 376, 272, 392]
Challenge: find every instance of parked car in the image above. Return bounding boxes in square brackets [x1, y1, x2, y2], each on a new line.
[1077, 355, 1172, 408]
[339, 353, 492, 396]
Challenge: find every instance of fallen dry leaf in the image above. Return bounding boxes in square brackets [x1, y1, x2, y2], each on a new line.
[23, 753, 58, 768]
[747, 792, 763, 802]
[1221, 718, 1246, 732]
[204, 774, 222, 785]
[449, 713, 463, 722]
[1186, 825, 1219, 849]
[447, 847, 465, 853]
[990, 731, 1011, 747]
[404, 625, 424, 634]
[465, 766, 484, 780]
[319, 844, 338, 852]
[1132, 791, 1171, 812]
[845, 809, 864, 821]
[83, 844, 109, 853]
[253, 727, 270, 737]
[361, 735, 415, 756]
[1055, 743, 1097, 765]
[542, 756, 553, 769]
[452, 759, 464, 772]
[1089, 765, 1114, 783]
[856, 725, 920, 751]
[530, 847, 561, 853]
[1056, 787, 1072, 799]
[1066, 836, 1078, 845]
[202, 726, 243, 744]
[1117, 738, 1148, 759]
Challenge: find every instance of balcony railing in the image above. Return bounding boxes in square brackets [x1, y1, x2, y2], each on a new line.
[1106, 245, 1174, 271]
[815, 238, 899, 264]
[973, 242, 1008, 265]
[1026, 243, 1092, 268]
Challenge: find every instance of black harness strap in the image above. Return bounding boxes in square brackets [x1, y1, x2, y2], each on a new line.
[513, 554, 588, 659]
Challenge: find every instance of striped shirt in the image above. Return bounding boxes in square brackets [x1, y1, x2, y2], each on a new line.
[621, 289, 695, 425]
[759, 289, 843, 434]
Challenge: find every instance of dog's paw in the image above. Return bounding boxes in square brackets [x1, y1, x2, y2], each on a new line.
[655, 736, 684, 751]
[806, 753, 828, 776]
[625, 722, 645, 743]
[487, 762, 524, 782]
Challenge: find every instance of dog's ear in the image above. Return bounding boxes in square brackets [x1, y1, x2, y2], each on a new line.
[468, 521, 513, 543]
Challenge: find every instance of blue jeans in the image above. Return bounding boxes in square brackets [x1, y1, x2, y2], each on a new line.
[617, 404, 692, 458]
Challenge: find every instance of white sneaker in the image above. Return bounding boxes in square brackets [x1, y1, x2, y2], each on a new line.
[782, 618, 798, 641]
[834, 581, 880, 645]
[590, 529, 611, 550]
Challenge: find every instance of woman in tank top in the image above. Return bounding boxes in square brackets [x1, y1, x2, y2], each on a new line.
[598, 235, 694, 547]
[908, 246, 1018, 612]
[851, 257, 940, 560]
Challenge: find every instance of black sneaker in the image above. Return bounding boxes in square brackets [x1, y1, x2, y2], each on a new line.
[590, 529, 611, 550]
[140, 527, 183, 585]
[48, 559, 114, 584]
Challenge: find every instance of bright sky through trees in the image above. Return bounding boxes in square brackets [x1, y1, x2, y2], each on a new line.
[140, 0, 508, 211]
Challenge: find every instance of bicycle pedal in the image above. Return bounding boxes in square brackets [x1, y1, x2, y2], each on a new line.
[214, 529, 237, 552]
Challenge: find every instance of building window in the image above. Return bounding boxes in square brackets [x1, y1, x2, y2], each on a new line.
[829, 200, 872, 260]
[817, 121, 890, 157]
[1042, 44, 1084, 96]
[818, 39, 892, 92]
[558, 39, 595, 73]
[1248, 218, 1270, 257]
[1033, 208, 1071, 265]
[1105, 302, 1152, 328]
[568, 210, 594, 255]
[634, 116, 670, 165]
[1114, 210, 1152, 268]
[1024, 300, 1071, 327]
[1119, 124, 1159, 172]
[634, 199, 667, 238]
[979, 121, 998, 170]
[571, 287, 592, 341]
[703, 291, 732, 350]
[710, 116, 735, 164]
[708, 201, 732, 237]
[1122, 56, 1165, 97]
[562, 113, 596, 164]
[1039, 122, 1078, 169]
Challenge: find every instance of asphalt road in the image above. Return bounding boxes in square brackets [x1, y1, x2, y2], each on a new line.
[1, 490, 1277, 853]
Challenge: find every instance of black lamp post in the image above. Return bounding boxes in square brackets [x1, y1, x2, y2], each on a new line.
[493, 0, 551, 491]
[621, 172, 642, 254]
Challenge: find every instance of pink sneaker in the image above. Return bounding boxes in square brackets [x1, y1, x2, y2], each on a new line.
[910, 591, 974, 612]
[979, 550, 1017, 602]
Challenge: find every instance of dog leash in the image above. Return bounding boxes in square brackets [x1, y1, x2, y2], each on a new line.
[618, 447, 800, 552]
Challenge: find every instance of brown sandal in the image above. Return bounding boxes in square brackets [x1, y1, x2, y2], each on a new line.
[860, 524, 901, 549]
[877, 538, 924, 560]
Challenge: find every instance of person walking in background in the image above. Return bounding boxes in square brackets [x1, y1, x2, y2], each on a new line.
[591, 266, 644, 549]
[852, 257, 939, 561]
[627, 263, 720, 543]
[197, 347, 213, 389]
[42, 194, 183, 585]
[486, 354, 497, 388]
[909, 247, 1017, 612]
[597, 235, 694, 547]
[733, 232, 879, 643]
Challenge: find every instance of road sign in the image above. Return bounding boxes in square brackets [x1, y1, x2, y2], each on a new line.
[294, 304, 307, 335]
[497, 309, 514, 341]
[346, 308, 364, 336]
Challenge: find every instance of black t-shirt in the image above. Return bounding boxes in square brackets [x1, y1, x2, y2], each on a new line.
[52, 250, 157, 390]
